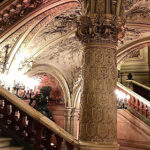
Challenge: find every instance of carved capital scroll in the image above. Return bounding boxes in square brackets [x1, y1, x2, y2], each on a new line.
[77, 0, 125, 43]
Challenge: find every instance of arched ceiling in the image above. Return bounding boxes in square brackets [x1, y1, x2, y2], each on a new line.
[1, 0, 150, 91]
[117, 0, 150, 63]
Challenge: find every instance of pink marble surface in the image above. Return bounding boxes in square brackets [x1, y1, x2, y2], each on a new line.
[117, 109, 150, 150]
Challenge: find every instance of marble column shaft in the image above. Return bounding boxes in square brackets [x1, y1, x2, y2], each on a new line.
[79, 42, 118, 145]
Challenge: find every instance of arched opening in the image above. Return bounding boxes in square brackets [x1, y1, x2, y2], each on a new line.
[118, 47, 150, 87]
[32, 73, 66, 129]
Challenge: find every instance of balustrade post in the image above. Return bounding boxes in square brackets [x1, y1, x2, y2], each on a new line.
[128, 95, 131, 107]
[56, 135, 63, 150]
[147, 107, 150, 119]
[66, 142, 75, 150]
[146, 105, 148, 118]
[142, 103, 144, 115]
[137, 100, 140, 112]
[139, 101, 142, 115]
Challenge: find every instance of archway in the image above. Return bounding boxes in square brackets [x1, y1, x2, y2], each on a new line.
[27, 64, 71, 107]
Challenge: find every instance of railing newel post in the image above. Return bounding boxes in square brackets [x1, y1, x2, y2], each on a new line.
[66, 141, 75, 150]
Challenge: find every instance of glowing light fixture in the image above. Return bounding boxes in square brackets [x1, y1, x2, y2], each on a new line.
[115, 89, 130, 101]
[0, 72, 40, 91]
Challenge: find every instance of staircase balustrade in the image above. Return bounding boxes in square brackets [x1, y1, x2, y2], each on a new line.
[126, 80, 150, 101]
[0, 86, 79, 150]
[117, 82, 150, 120]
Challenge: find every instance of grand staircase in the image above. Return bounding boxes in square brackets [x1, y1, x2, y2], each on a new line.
[0, 86, 79, 150]
[0, 81, 149, 150]
[117, 82, 150, 150]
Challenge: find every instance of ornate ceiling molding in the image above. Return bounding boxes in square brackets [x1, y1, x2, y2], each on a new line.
[3, 3, 80, 74]
[0, 0, 79, 40]
[125, 0, 150, 24]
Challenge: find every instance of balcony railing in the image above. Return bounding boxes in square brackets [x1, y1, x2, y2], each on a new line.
[117, 82, 150, 120]
[0, 86, 79, 150]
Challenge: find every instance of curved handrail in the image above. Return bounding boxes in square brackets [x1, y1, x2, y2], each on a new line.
[126, 80, 150, 91]
[117, 82, 150, 107]
[0, 86, 79, 147]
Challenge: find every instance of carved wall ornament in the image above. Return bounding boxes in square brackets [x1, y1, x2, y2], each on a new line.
[18, 57, 34, 73]
[126, 6, 150, 24]
[0, 0, 64, 34]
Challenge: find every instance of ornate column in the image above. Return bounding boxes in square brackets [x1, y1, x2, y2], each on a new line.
[77, 0, 125, 149]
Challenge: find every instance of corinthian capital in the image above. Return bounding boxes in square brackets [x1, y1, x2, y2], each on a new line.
[77, 0, 125, 43]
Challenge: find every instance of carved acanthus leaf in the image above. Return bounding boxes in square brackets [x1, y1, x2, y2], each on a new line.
[77, 15, 125, 43]
[77, 0, 125, 43]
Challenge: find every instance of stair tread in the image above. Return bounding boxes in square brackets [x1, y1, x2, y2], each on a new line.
[0, 147, 23, 150]
[0, 138, 12, 141]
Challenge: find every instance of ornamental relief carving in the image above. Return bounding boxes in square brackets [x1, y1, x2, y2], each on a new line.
[95, 52, 104, 65]
[77, 16, 125, 43]
[77, 0, 125, 43]
[92, 106, 103, 123]
[86, 93, 97, 108]
[97, 123, 109, 139]
[80, 46, 117, 142]
[124, 0, 150, 24]
[86, 122, 96, 138]
[0, 0, 50, 34]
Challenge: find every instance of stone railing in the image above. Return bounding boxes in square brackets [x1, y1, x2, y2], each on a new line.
[0, 86, 79, 150]
[117, 82, 150, 120]
[126, 80, 150, 101]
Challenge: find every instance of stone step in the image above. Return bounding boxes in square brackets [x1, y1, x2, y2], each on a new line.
[0, 147, 23, 150]
[0, 138, 12, 147]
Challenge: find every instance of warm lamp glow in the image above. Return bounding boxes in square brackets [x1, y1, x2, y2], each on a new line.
[115, 89, 130, 101]
[0, 72, 40, 90]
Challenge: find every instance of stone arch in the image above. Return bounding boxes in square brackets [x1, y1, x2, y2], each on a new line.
[26, 64, 71, 107]
[117, 36, 150, 65]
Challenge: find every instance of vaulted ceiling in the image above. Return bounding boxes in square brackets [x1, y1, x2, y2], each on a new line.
[0, 0, 150, 90]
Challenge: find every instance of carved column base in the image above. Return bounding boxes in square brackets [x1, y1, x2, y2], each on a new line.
[79, 141, 119, 150]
